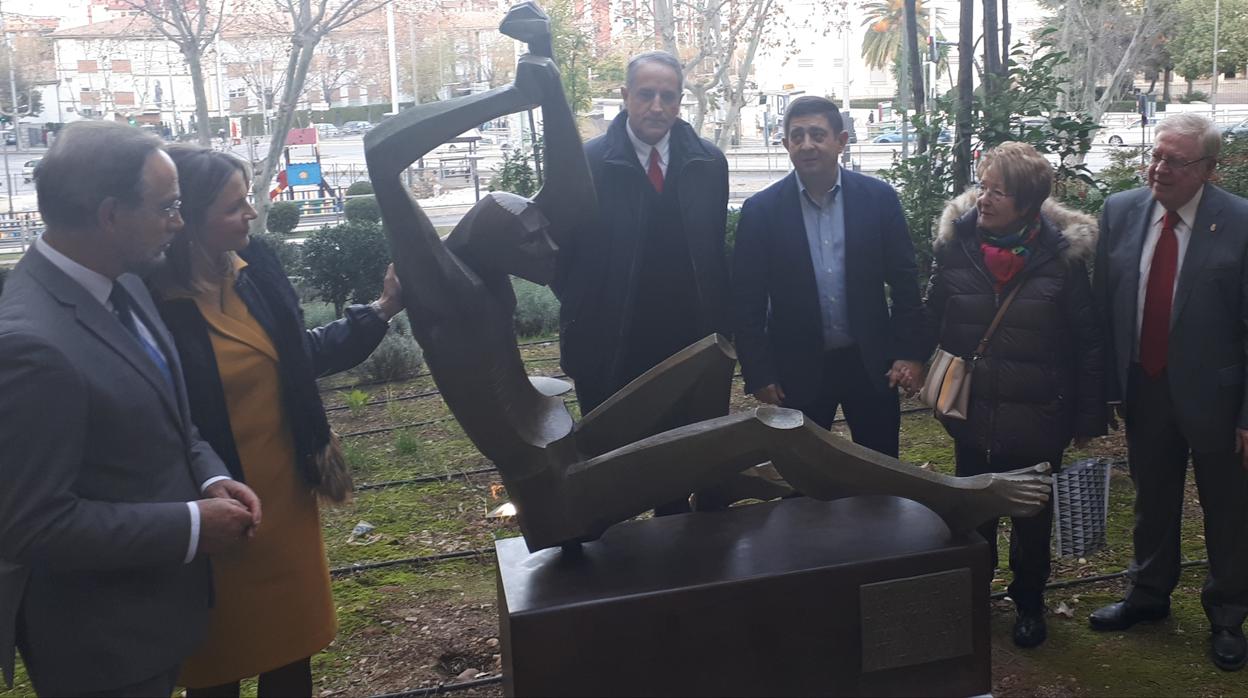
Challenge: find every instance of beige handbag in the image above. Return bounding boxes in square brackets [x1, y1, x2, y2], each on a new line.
[921, 283, 1024, 420]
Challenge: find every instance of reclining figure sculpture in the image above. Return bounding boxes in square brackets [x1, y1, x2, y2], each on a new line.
[365, 1, 1053, 554]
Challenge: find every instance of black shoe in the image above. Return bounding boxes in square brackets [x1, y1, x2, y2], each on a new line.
[1013, 611, 1047, 648]
[1211, 626, 1247, 671]
[1088, 601, 1170, 631]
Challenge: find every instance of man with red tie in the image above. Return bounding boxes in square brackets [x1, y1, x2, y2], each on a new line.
[1091, 113, 1248, 672]
[554, 51, 732, 515]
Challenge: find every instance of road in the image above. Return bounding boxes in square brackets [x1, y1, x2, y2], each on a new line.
[0, 135, 1129, 256]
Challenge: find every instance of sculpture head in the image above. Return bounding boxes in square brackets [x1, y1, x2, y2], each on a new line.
[446, 191, 557, 285]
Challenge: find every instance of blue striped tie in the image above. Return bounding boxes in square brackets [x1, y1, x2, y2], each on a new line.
[110, 283, 174, 389]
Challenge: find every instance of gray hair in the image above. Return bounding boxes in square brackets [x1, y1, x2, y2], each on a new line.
[37, 121, 164, 231]
[1156, 113, 1223, 160]
[625, 51, 683, 90]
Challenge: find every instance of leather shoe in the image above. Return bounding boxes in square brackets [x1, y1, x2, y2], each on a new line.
[1088, 601, 1170, 631]
[1013, 611, 1047, 648]
[1211, 626, 1247, 671]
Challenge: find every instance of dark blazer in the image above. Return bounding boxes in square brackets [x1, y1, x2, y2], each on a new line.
[1095, 184, 1248, 451]
[732, 169, 925, 407]
[0, 246, 228, 695]
[156, 240, 388, 487]
[554, 112, 731, 397]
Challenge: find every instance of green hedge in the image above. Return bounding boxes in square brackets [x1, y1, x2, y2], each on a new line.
[267, 201, 301, 234]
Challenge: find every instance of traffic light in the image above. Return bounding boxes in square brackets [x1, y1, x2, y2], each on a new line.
[927, 35, 937, 63]
[128, 117, 137, 126]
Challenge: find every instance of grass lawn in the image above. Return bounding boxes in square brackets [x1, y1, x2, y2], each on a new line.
[1, 345, 1241, 697]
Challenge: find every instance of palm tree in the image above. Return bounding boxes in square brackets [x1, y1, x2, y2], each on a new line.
[860, 0, 937, 71]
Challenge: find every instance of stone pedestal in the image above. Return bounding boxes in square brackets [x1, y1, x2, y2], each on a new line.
[496, 495, 991, 697]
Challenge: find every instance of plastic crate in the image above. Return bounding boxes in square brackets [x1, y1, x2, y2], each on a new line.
[1051, 457, 1112, 558]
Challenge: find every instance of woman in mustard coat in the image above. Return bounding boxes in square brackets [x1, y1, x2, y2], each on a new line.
[152, 145, 401, 696]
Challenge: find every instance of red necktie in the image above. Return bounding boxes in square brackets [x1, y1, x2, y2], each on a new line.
[1140, 210, 1180, 377]
[647, 148, 664, 193]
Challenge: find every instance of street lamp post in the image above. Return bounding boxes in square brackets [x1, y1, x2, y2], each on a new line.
[1212, 0, 1221, 116]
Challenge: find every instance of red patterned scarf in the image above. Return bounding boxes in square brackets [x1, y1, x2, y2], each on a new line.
[979, 216, 1041, 291]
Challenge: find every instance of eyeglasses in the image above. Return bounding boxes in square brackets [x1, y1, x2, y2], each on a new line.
[975, 184, 1014, 201]
[1149, 153, 1212, 170]
[156, 199, 182, 219]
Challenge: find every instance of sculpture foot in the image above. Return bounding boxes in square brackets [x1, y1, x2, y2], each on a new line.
[945, 462, 1054, 533]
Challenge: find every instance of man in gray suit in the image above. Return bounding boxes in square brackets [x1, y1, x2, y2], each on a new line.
[0, 121, 262, 696]
[1091, 113, 1248, 672]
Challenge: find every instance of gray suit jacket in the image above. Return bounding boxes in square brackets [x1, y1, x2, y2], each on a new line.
[0, 246, 228, 694]
[1094, 184, 1248, 451]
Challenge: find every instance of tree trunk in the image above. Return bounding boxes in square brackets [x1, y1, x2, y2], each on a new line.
[653, 0, 678, 53]
[183, 45, 213, 146]
[688, 83, 709, 136]
[1000, 0, 1010, 66]
[904, 0, 927, 153]
[1163, 67, 1172, 102]
[1088, 0, 1152, 124]
[982, 0, 1001, 79]
[251, 37, 317, 235]
[1186, 77, 1194, 96]
[955, 0, 974, 191]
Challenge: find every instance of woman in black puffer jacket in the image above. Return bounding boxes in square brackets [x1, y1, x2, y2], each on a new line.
[923, 141, 1105, 649]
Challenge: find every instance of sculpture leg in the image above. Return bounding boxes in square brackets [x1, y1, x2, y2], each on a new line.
[574, 334, 736, 456]
[559, 407, 1051, 547]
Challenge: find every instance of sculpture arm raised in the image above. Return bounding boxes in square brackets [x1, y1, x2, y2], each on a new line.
[364, 85, 536, 316]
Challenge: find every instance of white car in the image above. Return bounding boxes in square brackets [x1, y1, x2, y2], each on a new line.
[313, 122, 339, 139]
[1095, 119, 1154, 146]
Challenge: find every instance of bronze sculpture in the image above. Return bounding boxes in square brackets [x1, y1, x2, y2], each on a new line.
[364, 1, 1053, 553]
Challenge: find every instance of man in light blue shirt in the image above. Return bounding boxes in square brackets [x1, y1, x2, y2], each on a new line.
[733, 96, 926, 457]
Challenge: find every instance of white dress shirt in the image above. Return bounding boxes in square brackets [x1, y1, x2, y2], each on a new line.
[1135, 186, 1204, 356]
[36, 236, 227, 563]
[625, 120, 670, 178]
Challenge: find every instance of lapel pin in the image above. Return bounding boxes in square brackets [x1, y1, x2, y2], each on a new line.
[1210, 223, 1217, 233]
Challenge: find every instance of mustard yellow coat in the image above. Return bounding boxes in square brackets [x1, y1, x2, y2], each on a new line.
[179, 261, 335, 688]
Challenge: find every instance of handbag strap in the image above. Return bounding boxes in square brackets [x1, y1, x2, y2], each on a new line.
[973, 282, 1025, 358]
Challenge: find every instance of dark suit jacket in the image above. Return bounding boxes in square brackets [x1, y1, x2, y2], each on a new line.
[0, 246, 228, 694]
[554, 113, 731, 402]
[1094, 184, 1248, 451]
[732, 169, 924, 408]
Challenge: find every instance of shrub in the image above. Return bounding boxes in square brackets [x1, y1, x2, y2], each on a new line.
[724, 207, 741, 257]
[267, 201, 301, 234]
[346, 181, 374, 196]
[345, 389, 370, 414]
[489, 144, 538, 197]
[0, 266, 7, 296]
[251, 232, 302, 277]
[301, 301, 338, 330]
[301, 221, 390, 317]
[1179, 91, 1209, 104]
[344, 196, 381, 224]
[1218, 134, 1248, 200]
[355, 327, 424, 383]
[512, 278, 559, 338]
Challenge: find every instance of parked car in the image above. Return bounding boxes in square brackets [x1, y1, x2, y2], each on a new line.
[1095, 119, 1152, 146]
[313, 122, 340, 139]
[872, 129, 951, 144]
[340, 120, 373, 135]
[22, 158, 40, 183]
[1222, 116, 1248, 139]
[2, 130, 14, 146]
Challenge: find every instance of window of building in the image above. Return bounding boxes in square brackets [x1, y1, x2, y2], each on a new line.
[111, 60, 131, 73]
[77, 60, 98, 73]
[114, 91, 135, 105]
